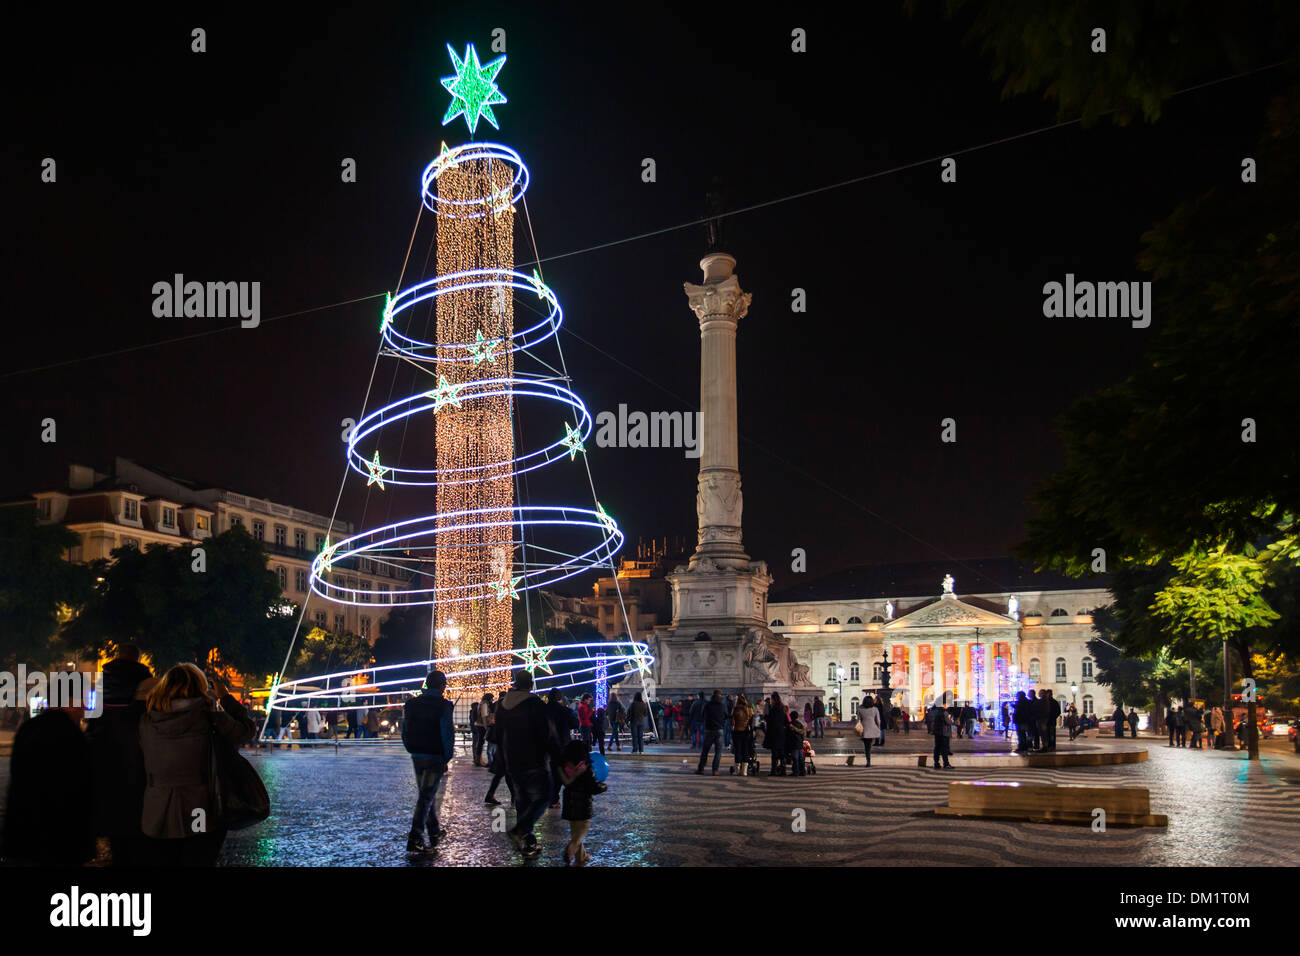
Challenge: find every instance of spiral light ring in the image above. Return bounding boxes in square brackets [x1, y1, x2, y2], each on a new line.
[269, 641, 654, 713]
[346, 377, 593, 487]
[420, 142, 529, 218]
[309, 505, 623, 607]
[381, 268, 561, 363]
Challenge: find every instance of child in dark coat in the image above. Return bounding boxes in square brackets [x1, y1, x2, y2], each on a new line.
[556, 740, 607, 865]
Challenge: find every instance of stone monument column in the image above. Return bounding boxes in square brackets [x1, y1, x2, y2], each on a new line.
[684, 253, 752, 571]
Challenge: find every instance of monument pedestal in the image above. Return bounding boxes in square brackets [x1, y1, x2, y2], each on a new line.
[636, 251, 820, 713]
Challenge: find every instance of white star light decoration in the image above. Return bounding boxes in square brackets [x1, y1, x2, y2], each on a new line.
[630, 644, 653, 677]
[319, 538, 337, 575]
[425, 375, 463, 412]
[490, 574, 522, 602]
[515, 632, 553, 676]
[366, 451, 390, 490]
[595, 502, 616, 534]
[560, 423, 585, 461]
[430, 141, 453, 178]
[468, 328, 498, 365]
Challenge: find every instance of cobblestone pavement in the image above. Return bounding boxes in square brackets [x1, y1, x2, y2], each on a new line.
[210, 738, 1300, 867]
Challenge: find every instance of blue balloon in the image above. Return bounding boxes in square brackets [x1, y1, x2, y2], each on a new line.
[590, 752, 610, 783]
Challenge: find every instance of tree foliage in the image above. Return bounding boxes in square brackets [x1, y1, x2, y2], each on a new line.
[973, 5, 1300, 757]
[63, 527, 294, 676]
[937, 0, 1299, 126]
[371, 603, 432, 668]
[0, 507, 95, 667]
[292, 626, 373, 676]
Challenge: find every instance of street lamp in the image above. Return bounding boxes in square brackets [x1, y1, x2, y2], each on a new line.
[435, 618, 461, 652]
[837, 666, 846, 721]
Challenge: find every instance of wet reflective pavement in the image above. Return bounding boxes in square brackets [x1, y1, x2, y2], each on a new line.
[217, 739, 1300, 866]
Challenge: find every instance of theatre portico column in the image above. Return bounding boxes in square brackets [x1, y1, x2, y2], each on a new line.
[908, 642, 920, 716]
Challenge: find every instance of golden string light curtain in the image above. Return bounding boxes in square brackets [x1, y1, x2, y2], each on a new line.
[434, 157, 516, 695]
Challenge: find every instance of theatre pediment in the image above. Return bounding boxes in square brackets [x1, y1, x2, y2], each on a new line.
[883, 598, 1018, 629]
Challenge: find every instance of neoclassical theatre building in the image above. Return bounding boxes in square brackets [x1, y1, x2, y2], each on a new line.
[766, 558, 1114, 721]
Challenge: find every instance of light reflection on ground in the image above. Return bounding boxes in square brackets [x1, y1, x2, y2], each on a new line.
[212, 739, 1299, 867]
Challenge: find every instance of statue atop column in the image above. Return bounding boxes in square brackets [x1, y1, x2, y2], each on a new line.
[704, 176, 725, 253]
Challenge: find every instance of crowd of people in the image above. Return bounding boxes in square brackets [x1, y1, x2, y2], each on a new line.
[1162, 702, 1240, 750]
[9, 648, 1267, 869]
[409, 669, 611, 862]
[2, 645, 255, 867]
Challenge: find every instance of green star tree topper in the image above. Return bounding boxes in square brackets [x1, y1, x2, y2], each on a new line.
[440, 43, 507, 135]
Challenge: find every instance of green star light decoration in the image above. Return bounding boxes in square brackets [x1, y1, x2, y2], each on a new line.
[380, 291, 392, 332]
[320, 538, 336, 575]
[440, 43, 507, 135]
[515, 632, 553, 676]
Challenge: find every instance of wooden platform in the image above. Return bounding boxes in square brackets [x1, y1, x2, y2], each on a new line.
[835, 746, 1147, 768]
[934, 781, 1168, 827]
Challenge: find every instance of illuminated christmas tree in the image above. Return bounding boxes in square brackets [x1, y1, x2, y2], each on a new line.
[277, 42, 650, 712]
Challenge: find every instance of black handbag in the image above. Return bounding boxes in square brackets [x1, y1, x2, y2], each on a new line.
[207, 713, 270, 830]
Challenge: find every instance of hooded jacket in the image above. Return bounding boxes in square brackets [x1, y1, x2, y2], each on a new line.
[402, 688, 455, 765]
[496, 689, 556, 773]
[702, 694, 728, 732]
[138, 694, 255, 839]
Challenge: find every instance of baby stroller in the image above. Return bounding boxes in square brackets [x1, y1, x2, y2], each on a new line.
[729, 742, 765, 777]
[801, 739, 817, 775]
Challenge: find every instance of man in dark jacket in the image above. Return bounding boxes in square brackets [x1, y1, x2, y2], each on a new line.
[1127, 708, 1139, 738]
[402, 668, 456, 854]
[608, 696, 626, 751]
[496, 672, 556, 857]
[1012, 691, 1030, 753]
[812, 697, 825, 738]
[689, 692, 706, 748]
[764, 694, 790, 776]
[99, 644, 154, 712]
[695, 690, 728, 775]
[1024, 691, 1043, 751]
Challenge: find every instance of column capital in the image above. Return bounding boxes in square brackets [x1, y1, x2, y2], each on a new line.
[684, 273, 751, 326]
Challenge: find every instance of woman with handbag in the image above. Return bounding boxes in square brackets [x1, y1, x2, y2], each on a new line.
[764, 693, 789, 776]
[856, 694, 881, 766]
[929, 702, 954, 769]
[730, 694, 755, 775]
[139, 664, 256, 866]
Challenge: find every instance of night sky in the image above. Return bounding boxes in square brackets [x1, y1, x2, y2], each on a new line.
[4, 3, 1282, 596]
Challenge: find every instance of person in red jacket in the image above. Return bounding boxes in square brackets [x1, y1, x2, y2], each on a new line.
[661, 700, 677, 741]
[577, 694, 595, 748]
